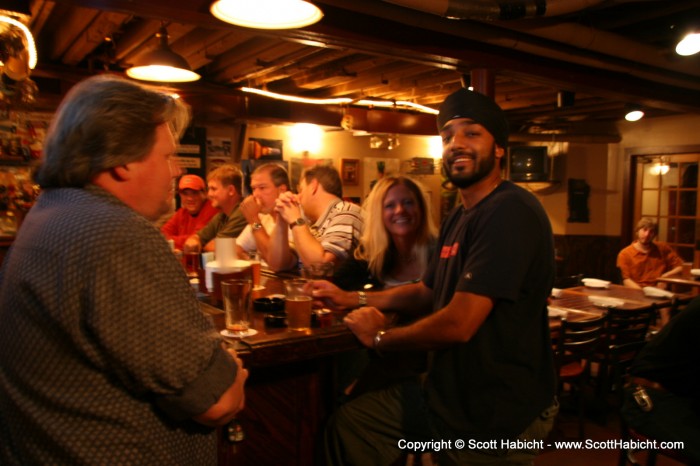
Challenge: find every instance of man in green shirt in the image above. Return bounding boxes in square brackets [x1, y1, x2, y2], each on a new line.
[184, 164, 247, 252]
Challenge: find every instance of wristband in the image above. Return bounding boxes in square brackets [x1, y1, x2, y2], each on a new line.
[373, 330, 387, 355]
[357, 290, 367, 307]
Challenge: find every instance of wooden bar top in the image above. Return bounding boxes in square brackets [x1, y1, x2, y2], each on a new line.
[199, 271, 361, 368]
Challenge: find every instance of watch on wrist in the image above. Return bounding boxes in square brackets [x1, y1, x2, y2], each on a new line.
[357, 290, 367, 307]
[251, 222, 263, 231]
[289, 217, 307, 229]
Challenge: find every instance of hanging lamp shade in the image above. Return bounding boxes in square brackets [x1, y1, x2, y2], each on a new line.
[210, 0, 323, 30]
[126, 27, 200, 83]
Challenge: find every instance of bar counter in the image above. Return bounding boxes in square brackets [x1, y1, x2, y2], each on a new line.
[198, 270, 361, 466]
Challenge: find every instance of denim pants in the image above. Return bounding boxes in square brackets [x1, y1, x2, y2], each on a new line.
[324, 379, 558, 466]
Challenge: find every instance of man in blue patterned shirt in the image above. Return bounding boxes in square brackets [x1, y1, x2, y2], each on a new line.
[0, 75, 247, 464]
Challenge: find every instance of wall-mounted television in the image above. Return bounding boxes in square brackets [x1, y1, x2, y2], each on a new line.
[508, 146, 550, 182]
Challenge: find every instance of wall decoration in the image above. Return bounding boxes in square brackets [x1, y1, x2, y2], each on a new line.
[363, 157, 399, 197]
[248, 137, 283, 160]
[341, 158, 359, 185]
[568, 178, 590, 223]
[205, 135, 229, 172]
[0, 112, 50, 163]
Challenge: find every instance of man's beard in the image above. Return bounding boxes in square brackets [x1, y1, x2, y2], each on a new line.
[443, 146, 496, 189]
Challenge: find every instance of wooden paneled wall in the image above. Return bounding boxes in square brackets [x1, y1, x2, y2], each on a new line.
[554, 235, 623, 286]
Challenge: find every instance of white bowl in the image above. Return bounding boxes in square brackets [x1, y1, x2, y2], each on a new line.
[581, 278, 611, 289]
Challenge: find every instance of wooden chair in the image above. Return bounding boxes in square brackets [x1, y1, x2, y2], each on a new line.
[553, 313, 607, 438]
[593, 306, 656, 400]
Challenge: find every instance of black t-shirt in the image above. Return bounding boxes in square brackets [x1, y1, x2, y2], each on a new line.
[423, 181, 557, 440]
[631, 296, 700, 399]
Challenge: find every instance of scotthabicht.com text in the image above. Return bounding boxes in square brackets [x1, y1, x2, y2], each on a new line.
[397, 438, 685, 453]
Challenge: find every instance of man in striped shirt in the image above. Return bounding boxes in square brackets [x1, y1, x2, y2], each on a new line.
[269, 165, 363, 273]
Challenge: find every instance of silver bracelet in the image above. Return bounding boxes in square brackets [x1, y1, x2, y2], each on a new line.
[373, 330, 386, 355]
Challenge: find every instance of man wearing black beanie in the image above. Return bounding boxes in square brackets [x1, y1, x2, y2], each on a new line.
[316, 88, 558, 465]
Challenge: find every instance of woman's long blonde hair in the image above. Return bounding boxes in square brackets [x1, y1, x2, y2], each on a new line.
[355, 175, 438, 281]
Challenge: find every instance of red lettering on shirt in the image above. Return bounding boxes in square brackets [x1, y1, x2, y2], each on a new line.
[441, 243, 460, 258]
[440, 245, 451, 258]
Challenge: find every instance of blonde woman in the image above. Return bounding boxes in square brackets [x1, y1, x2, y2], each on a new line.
[335, 175, 438, 398]
[335, 175, 437, 290]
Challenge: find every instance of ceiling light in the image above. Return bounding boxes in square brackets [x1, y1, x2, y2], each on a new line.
[240, 87, 439, 114]
[676, 32, 700, 56]
[126, 26, 200, 83]
[650, 158, 670, 176]
[624, 105, 644, 122]
[210, 0, 323, 30]
[0, 14, 37, 70]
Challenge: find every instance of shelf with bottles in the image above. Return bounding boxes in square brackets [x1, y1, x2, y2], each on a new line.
[0, 111, 50, 166]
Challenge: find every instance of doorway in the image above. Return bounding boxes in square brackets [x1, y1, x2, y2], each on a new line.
[631, 152, 700, 265]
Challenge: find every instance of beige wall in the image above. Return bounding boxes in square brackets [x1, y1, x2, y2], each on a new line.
[243, 123, 444, 224]
[522, 114, 700, 237]
[203, 114, 700, 238]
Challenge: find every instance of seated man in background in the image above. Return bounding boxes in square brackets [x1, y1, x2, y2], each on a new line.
[161, 174, 217, 250]
[268, 165, 363, 272]
[617, 217, 683, 325]
[617, 217, 683, 289]
[184, 164, 247, 253]
[0, 75, 247, 464]
[620, 295, 700, 464]
[236, 163, 292, 264]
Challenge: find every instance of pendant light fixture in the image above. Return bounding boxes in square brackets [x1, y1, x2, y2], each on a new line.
[126, 26, 200, 83]
[210, 0, 323, 30]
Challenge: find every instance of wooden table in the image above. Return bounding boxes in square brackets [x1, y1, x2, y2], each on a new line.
[199, 271, 360, 466]
[548, 284, 694, 329]
[656, 272, 700, 295]
[563, 284, 683, 307]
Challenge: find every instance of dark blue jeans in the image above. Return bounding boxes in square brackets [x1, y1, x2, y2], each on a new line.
[324, 379, 557, 465]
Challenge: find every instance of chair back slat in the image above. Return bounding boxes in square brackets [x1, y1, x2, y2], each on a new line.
[555, 314, 607, 369]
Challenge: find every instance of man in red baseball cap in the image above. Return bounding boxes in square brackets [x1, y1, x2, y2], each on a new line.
[161, 174, 217, 250]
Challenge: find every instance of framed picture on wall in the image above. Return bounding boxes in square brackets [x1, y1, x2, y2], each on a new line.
[341, 158, 359, 185]
[248, 137, 283, 160]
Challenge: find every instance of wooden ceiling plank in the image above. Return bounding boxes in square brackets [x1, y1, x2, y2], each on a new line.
[61, 11, 130, 65]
